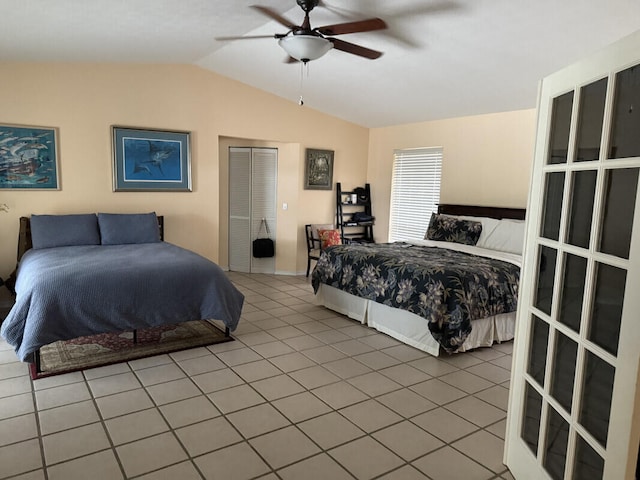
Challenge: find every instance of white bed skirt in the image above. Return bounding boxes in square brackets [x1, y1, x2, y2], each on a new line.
[316, 284, 515, 356]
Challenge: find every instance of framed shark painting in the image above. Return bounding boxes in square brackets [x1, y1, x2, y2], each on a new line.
[112, 126, 192, 192]
[0, 123, 60, 189]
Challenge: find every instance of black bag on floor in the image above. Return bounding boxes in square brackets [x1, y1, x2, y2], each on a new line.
[253, 219, 275, 258]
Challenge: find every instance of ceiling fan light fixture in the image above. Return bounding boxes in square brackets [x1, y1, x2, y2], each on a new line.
[278, 35, 333, 62]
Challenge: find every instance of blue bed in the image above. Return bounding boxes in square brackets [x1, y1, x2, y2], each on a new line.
[1, 213, 244, 364]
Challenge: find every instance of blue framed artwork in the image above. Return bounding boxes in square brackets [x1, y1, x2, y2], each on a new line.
[0, 123, 59, 189]
[112, 126, 192, 192]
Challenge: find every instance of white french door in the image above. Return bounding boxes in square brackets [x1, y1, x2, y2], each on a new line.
[505, 31, 640, 479]
[228, 147, 277, 273]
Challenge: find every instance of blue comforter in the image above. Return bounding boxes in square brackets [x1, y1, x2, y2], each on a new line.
[1, 242, 244, 362]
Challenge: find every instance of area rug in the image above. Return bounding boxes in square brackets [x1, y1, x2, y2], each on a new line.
[30, 320, 233, 380]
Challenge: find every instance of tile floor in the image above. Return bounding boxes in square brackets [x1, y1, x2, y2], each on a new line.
[0, 272, 516, 480]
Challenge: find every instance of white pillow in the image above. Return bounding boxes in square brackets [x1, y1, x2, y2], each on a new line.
[479, 219, 526, 255]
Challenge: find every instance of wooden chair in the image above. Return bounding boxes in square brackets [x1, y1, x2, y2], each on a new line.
[306, 223, 335, 277]
[305, 224, 322, 277]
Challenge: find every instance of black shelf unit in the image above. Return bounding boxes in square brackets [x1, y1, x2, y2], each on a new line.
[336, 182, 374, 244]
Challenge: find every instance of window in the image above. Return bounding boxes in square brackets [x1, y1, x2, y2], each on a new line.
[388, 147, 443, 242]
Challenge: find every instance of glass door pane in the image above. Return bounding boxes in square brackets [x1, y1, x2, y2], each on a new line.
[576, 78, 608, 162]
[527, 315, 549, 385]
[567, 170, 597, 248]
[599, 168, 639, 259]
[548, 91, 574, 164]
[559, 253, 587, 332]
[541, 172, 565, 240]
[574, 436, 605, 479]
[544, 407, 570, 480]
[535, 246, 557, 315]
[589, 262, 627, 356]
[550, 332, 578, 413]
[522, 383, 543, 454]
[609, 64, 640, 159]
[579, 351, 615, 447]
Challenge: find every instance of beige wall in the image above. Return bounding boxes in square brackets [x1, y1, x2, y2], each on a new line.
[0, 62, 537, 280]
[368, 109, 537, 241]
[0, 62, 369, 277]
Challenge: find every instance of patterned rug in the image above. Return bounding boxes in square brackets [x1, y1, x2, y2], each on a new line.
[30, 320, 233, 380]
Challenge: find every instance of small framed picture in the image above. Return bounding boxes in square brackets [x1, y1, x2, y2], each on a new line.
[112, 126, 192, 192]
[0, 123, 60, 189]
[304, 148, 334, 190]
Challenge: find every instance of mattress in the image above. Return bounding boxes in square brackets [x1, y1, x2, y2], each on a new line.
[316, 283, 515, 356]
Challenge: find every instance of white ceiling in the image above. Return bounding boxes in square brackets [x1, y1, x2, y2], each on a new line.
[1, 0, 639, 128]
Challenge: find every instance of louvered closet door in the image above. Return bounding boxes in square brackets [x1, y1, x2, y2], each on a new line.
[505, 31, 640, 479]
[250, 148, 277, 274]
[229, 147, 251, 272]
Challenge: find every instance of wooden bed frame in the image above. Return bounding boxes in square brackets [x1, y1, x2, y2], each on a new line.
[437, 203, 526, 221]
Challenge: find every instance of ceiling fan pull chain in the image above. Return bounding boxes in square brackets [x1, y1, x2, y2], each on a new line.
[299, 62, 308, 106]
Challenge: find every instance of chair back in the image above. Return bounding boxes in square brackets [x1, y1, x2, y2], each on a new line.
[306, 224, 334, 251]
[305, 224, 319, 252]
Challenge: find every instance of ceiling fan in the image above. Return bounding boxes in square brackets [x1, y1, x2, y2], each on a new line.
[217, 0, 387, 63]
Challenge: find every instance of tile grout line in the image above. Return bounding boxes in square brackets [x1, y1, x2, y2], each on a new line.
[0, 274, 514, 479]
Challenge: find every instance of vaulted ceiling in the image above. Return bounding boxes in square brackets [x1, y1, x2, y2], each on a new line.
[1, 0, 639, 127]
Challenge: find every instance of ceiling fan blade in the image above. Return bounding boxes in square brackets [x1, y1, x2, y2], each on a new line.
[315, 18, 386, 36]
[251, 5, 298, 30]
[215, 34, 282, 41]
[329, 38, 383, 60]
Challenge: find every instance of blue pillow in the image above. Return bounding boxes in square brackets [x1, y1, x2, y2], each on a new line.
[30, 214, 101, 249]
[98, 212, 161, 245]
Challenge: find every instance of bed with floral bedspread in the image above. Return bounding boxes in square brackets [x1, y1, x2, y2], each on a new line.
[311, 241, 520, 353]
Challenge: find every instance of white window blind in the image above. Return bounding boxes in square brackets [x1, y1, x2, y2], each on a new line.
[388, 147, 442, 242]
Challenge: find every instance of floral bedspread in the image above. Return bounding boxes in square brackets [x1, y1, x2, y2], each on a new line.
[311, 242, 520, 353]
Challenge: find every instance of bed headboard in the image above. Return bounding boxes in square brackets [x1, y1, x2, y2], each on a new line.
[437, 204, 526, 221]
[16, 215, 165, 263]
